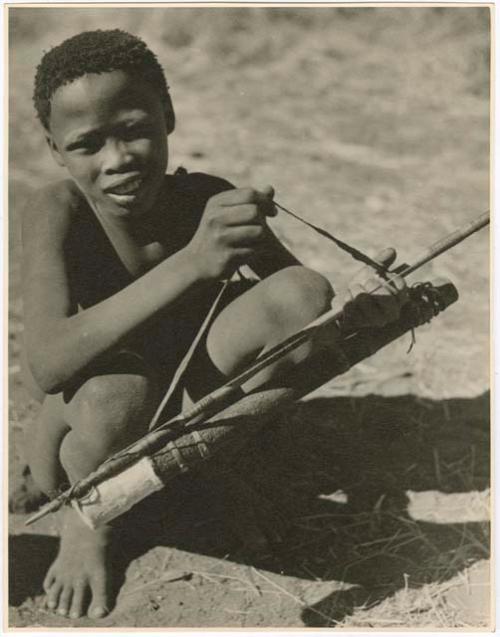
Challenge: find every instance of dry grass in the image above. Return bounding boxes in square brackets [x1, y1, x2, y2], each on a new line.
[8, 6, 490, 629]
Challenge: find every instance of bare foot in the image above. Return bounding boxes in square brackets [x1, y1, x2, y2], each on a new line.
[43, 507, 111, 619]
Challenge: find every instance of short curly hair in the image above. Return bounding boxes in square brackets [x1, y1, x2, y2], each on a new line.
[33, 29, 170, 130]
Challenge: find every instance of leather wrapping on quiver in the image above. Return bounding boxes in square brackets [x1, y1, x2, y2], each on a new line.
[150, 279, 458, 483]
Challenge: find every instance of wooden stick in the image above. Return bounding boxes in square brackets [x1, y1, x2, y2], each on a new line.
[221, 210, 490, 389]
[402, 210, 489, 276]
[25, 211, 488, 526]
[39, 279, 460, 528]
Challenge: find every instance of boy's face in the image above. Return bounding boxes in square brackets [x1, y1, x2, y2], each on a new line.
[46, 70, 170, 219]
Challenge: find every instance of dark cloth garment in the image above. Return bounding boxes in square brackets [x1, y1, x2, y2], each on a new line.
[65, 168, 233, 308]
[63, 168, 245, 385]
[145, 276, 257, 423]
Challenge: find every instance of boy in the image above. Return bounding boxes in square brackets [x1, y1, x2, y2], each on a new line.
[21, 29, 406, 619]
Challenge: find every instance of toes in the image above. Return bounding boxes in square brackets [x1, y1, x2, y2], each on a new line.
[89, 602, 109, 619]
[88, 574, 110, 619]
[69, 583, 86, 619]
[45, 578, 90, 619]
[45, 581, 63, 611]
[57, 586, 73, 616]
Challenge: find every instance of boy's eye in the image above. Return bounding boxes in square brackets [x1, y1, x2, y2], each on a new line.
[121, 124, 152, 141]
[67, 135, 103, 154]
[65, 123, 152, 153]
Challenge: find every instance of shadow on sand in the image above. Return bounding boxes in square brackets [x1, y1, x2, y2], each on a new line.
[10, 391, 490, 626]
[9, 534, 59, 607]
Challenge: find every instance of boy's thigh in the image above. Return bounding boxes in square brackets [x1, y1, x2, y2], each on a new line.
[180, 278, 258, 403]
[205, 267, 332, 371]
[184, 268, 332, 401]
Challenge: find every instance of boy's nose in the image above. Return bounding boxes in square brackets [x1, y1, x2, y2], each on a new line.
[102, 139, 134, 174]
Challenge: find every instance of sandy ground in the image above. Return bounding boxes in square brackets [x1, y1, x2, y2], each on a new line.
[7, 6, 491, 629]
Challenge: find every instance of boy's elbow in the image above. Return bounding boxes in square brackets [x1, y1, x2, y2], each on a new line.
[39, 377, 65, 396]
[27, 349, 66, 395]
[25, 321, 81, 394]
[29, 367, 61, 396]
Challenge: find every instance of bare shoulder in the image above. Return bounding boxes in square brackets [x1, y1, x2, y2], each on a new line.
[24, 178, 81, 220]
[22, 179, 82, 247]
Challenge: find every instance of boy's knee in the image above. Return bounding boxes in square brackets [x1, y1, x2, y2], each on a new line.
[64, 373, 155, 449]
[263, 266, 333, 326]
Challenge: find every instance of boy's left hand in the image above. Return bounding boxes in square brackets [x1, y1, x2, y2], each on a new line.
[342, 248, 408, 329]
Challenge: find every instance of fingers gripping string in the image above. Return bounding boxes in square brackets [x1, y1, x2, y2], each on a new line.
[150, 202, 387, 431]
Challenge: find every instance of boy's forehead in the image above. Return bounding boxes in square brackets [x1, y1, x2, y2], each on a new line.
[50, 70, 163, 127]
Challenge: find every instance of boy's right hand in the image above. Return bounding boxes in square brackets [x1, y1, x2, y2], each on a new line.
[186, 186, 277, 280]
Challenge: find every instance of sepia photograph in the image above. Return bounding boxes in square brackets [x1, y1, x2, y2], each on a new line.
[6, 3, 491, 630]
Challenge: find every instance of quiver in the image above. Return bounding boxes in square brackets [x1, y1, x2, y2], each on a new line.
[70, 278, 458, 528]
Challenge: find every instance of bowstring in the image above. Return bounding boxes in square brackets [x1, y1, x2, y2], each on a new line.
[273, 201, 387, 274]
[58, 200, 400, 504]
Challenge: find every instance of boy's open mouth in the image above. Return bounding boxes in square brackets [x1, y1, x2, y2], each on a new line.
[104, 176, 143, 204]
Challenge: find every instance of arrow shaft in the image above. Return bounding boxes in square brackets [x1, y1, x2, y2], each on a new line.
[25, 210, 489, 526]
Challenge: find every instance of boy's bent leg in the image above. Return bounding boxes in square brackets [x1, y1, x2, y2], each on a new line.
[202, 266, 333, 394]
[26, 394, 70, 498]
[41, 358, 161, 619]
[8, 352, 61, 514]
[182, 268, 332, 552]
[60, 366, 160, 481]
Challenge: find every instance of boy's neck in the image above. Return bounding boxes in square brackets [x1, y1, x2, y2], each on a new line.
[87, 176, 170, 241]
[94, 205, 157, 244]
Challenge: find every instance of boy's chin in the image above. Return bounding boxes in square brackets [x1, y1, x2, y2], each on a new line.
[99, 193, 152, 218]
[100, 178, 165, 218]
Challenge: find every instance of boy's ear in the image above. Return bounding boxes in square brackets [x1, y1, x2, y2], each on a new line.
[45, 134, 66, 168]
[164, 93, 175, 135]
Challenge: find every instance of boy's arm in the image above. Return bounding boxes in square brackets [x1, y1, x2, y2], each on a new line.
[23, 183, 205, 394]
[23, 182, 280, 394]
